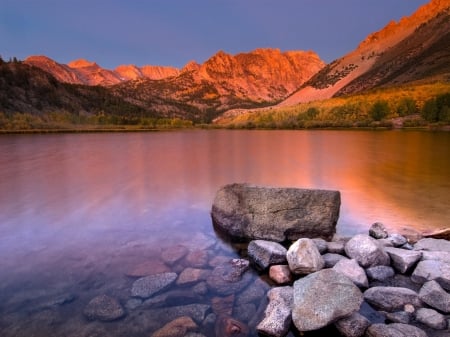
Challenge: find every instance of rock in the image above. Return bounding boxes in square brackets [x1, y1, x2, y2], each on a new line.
[369, 222, 389, 239]
[247, 240, 287, 270]
[215, 315, 249, 337]
[400, 243, 414, 250]
[397, 227, 423, 244]
[384, 311, 410, 324]
[83, 294, 125, 322]
[233, 303, 257, 323]
[384, 247, 421, 274]
[292, 269, 363, 331]
[415, 307, 447, 330]
[359, 301, 386, 324]
[235, 278, 269, 306]
[257, 286, 293, 337]
[176, 268, 210, 286]
[151, 316, 197, 337]
[269, 265, 293, 285]
[212, 295, 234, 316]
[411, 260, 450, 290]
[125, 259, 171, 277]
[334, 312, 370, 337]
[209, 255, 233, 268]
[345, 234, 390, 268]
[211, 184, 340, 242]
[387, 234, 408, 247]
[312, 238, 328, 254]
[366, 266, 395, 282]
[419, 280, 450, 313]
[365, 323, 427, 337]
[145, 304, 211, 326]
[184, 250, 209, 268]
[161, 245, 189, 265]
[421, 250, 450, 263]
[333, 258, 368, 288]
[126, 298, 142, 310]
[423, 227, 450, 240]
[414, 238, 450, 252]
[206, 259, 253, 295]
[192, 282, 208, 296]
[286, 238, 324, 275]
[131, 272, 177, 299]
[323, 253, 349, 268]
[327, 241, 345, 254]
[363, 287, 421, 312]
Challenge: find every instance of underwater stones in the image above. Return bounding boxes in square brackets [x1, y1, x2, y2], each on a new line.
[131, 272, 177, 299]
[83, 294, 125, 321]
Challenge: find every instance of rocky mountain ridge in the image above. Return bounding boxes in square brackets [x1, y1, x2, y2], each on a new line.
[280, 0, 450, 106]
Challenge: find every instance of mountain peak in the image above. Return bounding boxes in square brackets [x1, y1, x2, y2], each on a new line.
[68, 59, 97, 68]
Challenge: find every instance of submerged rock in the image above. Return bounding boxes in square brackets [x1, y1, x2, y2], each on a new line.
[131, 272, 177, 299]
[211, 184, 340, 242]
[292, 269, 363, 331]
[83, 294, 125, 322]
[206, 259, 253, 295]
[151, 316, 197, 337]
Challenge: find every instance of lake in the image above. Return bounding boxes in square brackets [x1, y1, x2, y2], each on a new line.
[0, 130, 449, 336]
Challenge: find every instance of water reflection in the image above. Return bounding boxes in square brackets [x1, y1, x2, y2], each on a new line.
[0, 130, 449, 336]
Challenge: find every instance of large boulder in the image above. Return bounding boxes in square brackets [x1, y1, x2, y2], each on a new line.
[211, 184, 340, 242]
[292, 269, 363, 331]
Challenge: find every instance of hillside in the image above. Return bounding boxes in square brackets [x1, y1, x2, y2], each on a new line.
[280, 0, 450, 106]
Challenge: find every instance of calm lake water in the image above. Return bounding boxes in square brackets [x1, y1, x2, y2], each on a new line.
[0, 130, 449, 336]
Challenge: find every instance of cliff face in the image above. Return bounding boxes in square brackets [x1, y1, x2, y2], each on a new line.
[280, 0, 450, 106]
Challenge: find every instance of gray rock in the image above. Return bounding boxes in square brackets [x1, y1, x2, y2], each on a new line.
[131, 272, 177, 299]
[323, 253, 349, 268]
[327, 241, 345, 254]
[411, 260, 450, 290]
[334, 312, 370, 337]
[414, 238, 450, 252]
[211, 184, 340, 242]
[235, 278, 270, 306]
[366, 266, 395, 282]
[145, 304, 211, 326]
[257, 286, 293, 337]
[369, 222, 389, 239]
[415, 307, 447, 330]
[365, 323, 427, 337]
[419, 280, 450, 313]
[292, 269, 363, 331]
[377, 239, 394, 248]
[384, 247, 421, 274]
[287, 238, 324, 275]
[384, 311, 410, 324]
[247, 240, 287, 270]
[83, 294, 125, 321]
[387, 234, 408, 247]
[269, 265, 293, 285]
[421, 250, 450, 263]
[401, 243, 414, 250]
[312, 238, 328, 254]
[206, 259, 253, 295]
[176, 268, 210, 286]
[363, 287, 421, 312]
[345, 234, 390, 268]
[333, 258, 369, 288]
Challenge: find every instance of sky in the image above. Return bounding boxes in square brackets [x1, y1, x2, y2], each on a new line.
[1, 0, 429, 69]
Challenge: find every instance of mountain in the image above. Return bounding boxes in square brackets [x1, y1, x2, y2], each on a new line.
[24, 56, 180, 86]
[110, 48, 325, 121]
[280, 0, 450, 106]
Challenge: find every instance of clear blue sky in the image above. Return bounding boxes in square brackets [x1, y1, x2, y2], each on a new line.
[1, 0, 429, 69]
